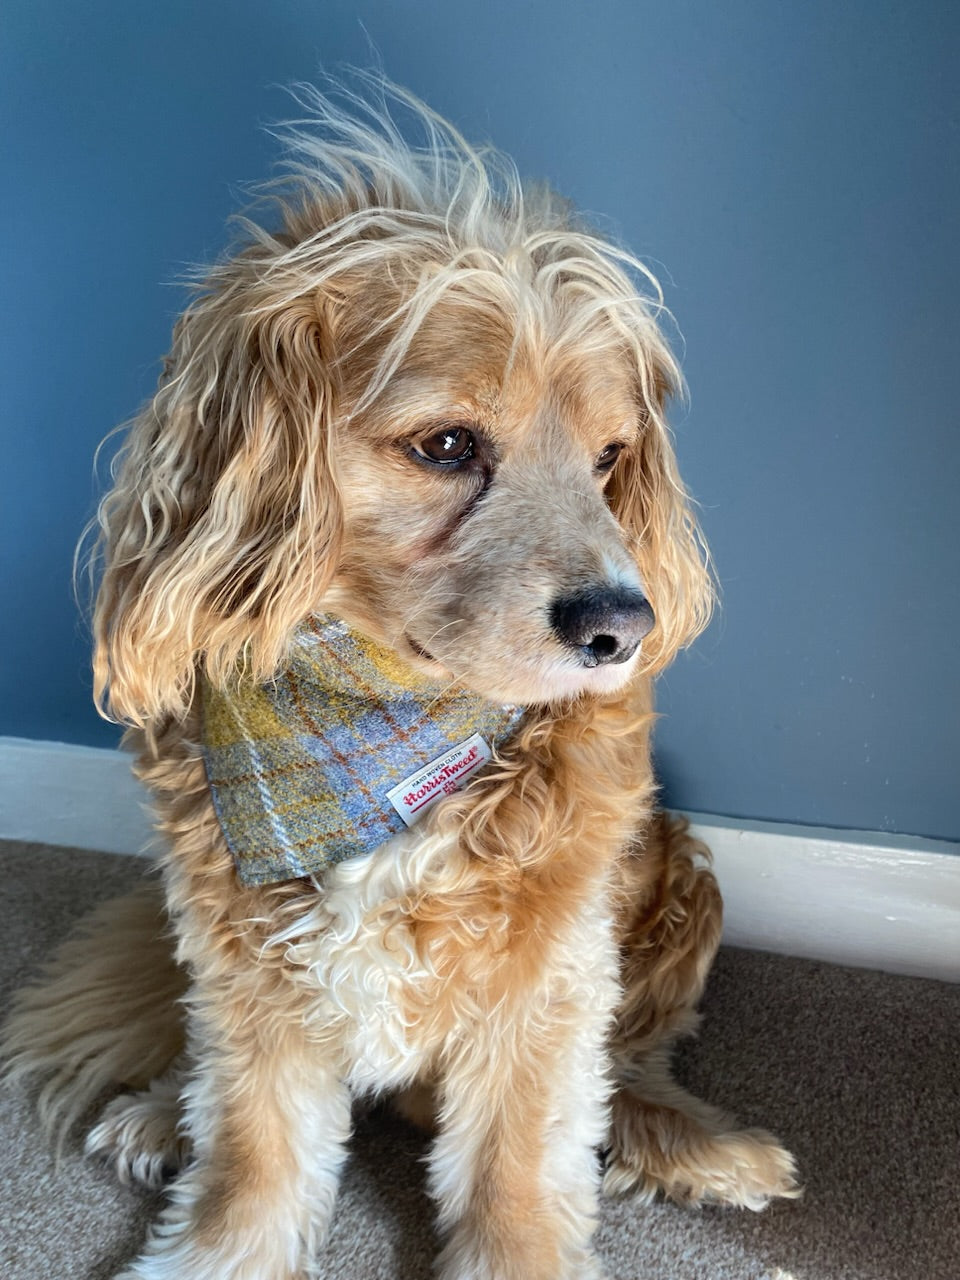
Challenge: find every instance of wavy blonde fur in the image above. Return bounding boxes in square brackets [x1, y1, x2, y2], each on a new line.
[87, 75, 711, 727]
[7, 76, 795, 1280]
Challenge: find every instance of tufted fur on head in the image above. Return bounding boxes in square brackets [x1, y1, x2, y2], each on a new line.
[7, 76, 799, 1280]
[89, 76, 712, 728]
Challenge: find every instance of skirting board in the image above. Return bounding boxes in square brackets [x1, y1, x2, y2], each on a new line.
[2, 735, 958, 982]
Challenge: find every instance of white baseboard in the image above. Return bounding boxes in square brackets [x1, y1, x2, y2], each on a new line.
[686, 814, 960, 984]
[2, 736, 958, 982]
[0, 736, 153, 857]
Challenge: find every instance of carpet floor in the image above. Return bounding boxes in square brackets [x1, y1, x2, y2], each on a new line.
[1, 839, 958, 1280]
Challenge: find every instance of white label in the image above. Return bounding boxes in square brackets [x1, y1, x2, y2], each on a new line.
[386, 733, 493, 828]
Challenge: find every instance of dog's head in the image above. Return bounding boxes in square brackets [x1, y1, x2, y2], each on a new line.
[92, 83, 712, 723]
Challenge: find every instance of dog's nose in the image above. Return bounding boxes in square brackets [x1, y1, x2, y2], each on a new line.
[550, 586, 655, 668]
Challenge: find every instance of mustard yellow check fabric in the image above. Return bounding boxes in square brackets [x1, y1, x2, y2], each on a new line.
[202, 615, 524, 885]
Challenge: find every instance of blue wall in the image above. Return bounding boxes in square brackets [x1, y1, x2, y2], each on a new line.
[2, 1, 957, 841]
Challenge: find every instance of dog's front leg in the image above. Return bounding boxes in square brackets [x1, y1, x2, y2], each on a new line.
[115, 961, 351, 1280]
[429, 944, 615, 1280]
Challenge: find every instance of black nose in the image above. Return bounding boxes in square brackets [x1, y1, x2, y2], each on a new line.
[550, 586, 655, 668]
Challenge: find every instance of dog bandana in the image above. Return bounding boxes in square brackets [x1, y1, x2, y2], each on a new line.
[202, 614, 525, 886]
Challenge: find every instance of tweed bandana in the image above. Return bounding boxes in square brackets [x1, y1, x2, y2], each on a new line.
[202, 614, 524, 886]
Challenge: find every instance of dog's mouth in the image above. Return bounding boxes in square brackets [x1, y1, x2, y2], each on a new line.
[403, 634, 458, 680]
[401, 627, 644, 707]
[405, 635, 437, 664]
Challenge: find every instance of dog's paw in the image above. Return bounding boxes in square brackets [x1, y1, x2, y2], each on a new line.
[572, 1257, 609, 1280]
[603, 1124, 801, 1211]
[86, 1088, 190, 1189]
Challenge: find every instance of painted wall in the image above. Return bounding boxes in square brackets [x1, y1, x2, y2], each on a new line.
[2, 0, 957, 840]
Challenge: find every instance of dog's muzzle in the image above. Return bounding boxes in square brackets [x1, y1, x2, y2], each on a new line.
[550, 586, 655, 668]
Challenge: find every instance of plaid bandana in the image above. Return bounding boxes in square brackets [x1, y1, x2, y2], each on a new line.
[202, 614, 525, 886]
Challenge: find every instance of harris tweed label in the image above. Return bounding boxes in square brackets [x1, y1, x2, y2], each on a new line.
[385, 732, 493, 827]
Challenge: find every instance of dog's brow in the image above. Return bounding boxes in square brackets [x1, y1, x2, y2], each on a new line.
[356, 389, 493, 439]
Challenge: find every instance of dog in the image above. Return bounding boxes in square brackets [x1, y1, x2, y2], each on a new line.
[2, 78, 798, 1280]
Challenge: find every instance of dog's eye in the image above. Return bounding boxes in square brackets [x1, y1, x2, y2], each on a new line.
[415, 426, 475, 466]
[595, 441, 625, 473]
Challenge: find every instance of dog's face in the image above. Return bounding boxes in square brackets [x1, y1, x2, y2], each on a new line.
[325, 297, 653, 704]
[91, 124, 712, 726]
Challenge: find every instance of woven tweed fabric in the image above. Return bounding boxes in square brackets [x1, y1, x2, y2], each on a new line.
[202, 615, 525, 886]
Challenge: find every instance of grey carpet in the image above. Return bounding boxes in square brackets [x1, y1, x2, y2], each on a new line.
[1, 839, 958, 1280]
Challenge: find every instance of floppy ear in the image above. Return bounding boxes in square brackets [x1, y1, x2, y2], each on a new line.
[606, 356, 714, 674]
[91, 263, 343, 726]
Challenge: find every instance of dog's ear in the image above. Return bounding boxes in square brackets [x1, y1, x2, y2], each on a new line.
[91, 264, 344, 726]
[606, 356, 714, 673]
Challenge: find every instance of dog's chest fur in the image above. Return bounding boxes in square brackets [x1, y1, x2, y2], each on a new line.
[252, 824, 622, 1097]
